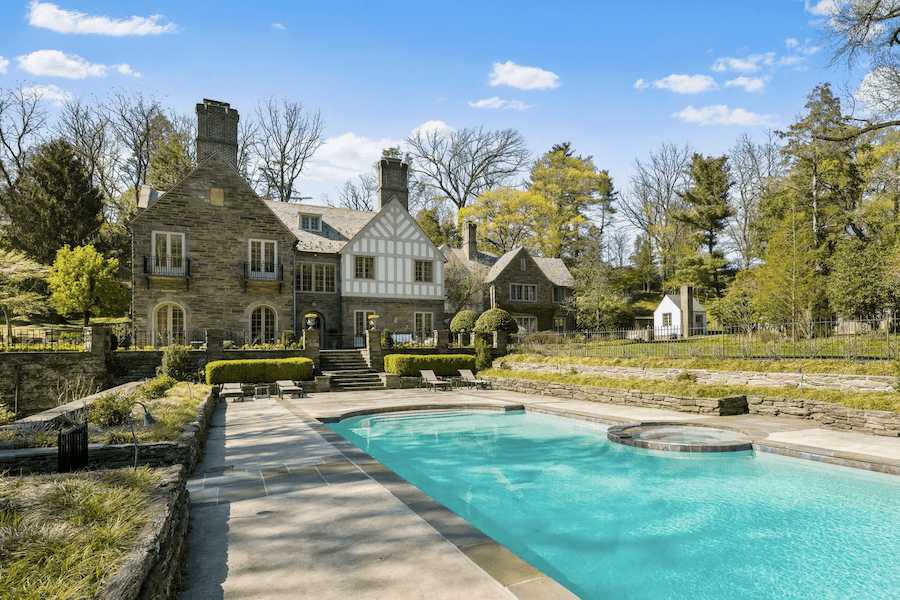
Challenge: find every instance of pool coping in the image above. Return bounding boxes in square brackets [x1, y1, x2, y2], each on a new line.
[288, 399, 900, 599]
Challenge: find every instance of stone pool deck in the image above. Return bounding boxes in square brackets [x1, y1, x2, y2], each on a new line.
[179, 388, 900, 600]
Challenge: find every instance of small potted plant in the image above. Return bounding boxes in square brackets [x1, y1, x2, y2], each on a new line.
[367, 314, 380, 330]
[304, 313, 318, 329]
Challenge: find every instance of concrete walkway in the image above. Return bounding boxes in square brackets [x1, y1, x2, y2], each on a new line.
[179, 388, 900, 600]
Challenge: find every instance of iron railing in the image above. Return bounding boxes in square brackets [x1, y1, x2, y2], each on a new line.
[0, 327, 84, 351]
[143, 256, 190, 277]
[510, 317, 900, 361]
[243, 262, 283, 282]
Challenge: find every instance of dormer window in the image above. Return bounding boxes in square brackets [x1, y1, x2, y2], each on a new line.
[300, 214, 321, 232]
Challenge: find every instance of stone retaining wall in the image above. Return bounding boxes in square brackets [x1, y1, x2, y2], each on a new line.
[0, 390, 218, 474]
[498, 361, 896, 393]
[485, 376, 747, 416]
[485, 375, 900, 437]
[103, 465, 190, 600]
[0, 352, 109, 415]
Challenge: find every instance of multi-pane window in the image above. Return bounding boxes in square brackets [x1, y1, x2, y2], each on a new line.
[509, 284, 537, 301]
[415, 312, 433, 338]
[251, 306, 276, 345]
[553, 287, 566, 303]
[301, 215, 321, 231]
[152, 231, 185, 275]
[515, 316, 538, 336]
[414, 260, 433, 282]
[662, 313, 672, 327]
[297, 263, 335, 292]
[355, 256, 374, 279]
[354, 310, 376, 347]
[250, 239, 276, 276]
[553, 317, 566, 334]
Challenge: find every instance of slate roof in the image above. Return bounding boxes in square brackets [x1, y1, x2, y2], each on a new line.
[662, 294, 706, 313]
[441, 246, 500, 271]
[533, 257, 575, 287]
[265, 201, 376, 254]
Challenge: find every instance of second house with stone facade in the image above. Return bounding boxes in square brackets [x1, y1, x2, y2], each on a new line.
[129, 99, 445, 348]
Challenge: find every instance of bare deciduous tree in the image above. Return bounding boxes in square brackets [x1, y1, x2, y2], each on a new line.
[103, 90, 164, 205]
[55, 95, 121, 203]
[822, 0, 900, 138]
[405, 126, 531, 212]
[619, 142, 693, 283]
[0, 86, 48, 190]
[254, 97, 324, 202]
[726, 131, 784, 269]
[326, 173, 377, 211]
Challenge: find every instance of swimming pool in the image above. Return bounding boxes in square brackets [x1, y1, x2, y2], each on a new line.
[329, 410, 900, 599]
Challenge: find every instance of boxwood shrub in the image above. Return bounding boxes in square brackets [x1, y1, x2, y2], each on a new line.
[384, 354, 477, 377]
[205, 357, 314, 385]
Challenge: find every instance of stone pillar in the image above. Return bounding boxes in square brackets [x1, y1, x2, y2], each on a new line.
[315, 375, 332, 392]
[366, 329, 385, 372]
[205, 328, 224, 359]
[493, 331, 508, 354]
[436, 329, 449, 350]
[303, 329, 320, 370]
[680, 285, 694, 338]
[84, 327, 111, 354]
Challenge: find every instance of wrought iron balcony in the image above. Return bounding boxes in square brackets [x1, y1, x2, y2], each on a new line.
[143, 256, 190, 277]
[243, 262, 283, 282]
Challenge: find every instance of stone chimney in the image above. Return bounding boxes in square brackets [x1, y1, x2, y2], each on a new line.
[680, 284, 695, 338]
[378, 150, 409, 210]
[463, 221, 477, 261]
[196, 99, 239, 168]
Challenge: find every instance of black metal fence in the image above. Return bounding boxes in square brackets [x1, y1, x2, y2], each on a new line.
[510, 317, 900, 362]
[1, 327, 85, 351]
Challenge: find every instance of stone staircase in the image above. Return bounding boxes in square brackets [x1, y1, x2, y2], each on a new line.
[318, 349, 385, 391]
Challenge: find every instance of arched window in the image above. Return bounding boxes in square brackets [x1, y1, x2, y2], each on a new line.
[155, 303, 185, 347]
[251, 306, 276, 345]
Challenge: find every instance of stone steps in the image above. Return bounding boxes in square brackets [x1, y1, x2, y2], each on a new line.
[319, 349, 385, 391]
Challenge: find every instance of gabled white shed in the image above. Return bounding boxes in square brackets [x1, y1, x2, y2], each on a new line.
[653, 292, 707, 337]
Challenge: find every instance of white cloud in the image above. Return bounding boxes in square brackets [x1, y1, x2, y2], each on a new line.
[411, 120, 454, 138]
[16, 49, 138, 79]
[0, 56, 8, 74]
[804, 0, 838, 16]
[21, 84, 72, 104]
[724, 76, 767, 93]
[712, 53, 776, 73]
[673, 105, 775, 126]
[489, 60, 559, 90]
[634, 78, 648, 90]
[305, 132, 404, 182]
[27, 1, 177, 35]
[272, 22, 286, 30]
[786, 37, 799, 48]
[468, 97, 532, 110]
[653, 74, 718, 94]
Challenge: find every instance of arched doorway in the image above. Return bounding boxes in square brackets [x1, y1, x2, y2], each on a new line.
[250, 305, 276, 345]
[154, 303, 185, 347]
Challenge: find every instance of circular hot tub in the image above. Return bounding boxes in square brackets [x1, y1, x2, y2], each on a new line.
[607, 422, 754, 453]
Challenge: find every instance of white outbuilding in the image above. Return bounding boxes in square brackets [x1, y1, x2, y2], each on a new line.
[654, 286, 707, 337]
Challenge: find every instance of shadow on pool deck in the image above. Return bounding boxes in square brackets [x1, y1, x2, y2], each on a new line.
[178, 388, 900, 600]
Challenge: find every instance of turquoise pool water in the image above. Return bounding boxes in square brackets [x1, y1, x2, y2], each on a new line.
[329, 410, 900, 599]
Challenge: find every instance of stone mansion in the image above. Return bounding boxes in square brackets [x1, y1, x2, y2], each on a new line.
[129, 99, 572, 348]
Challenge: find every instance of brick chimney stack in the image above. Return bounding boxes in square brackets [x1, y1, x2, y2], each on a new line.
[680, 284, 695, 338]
[196, 99, 239, 168]
[378, 150, 409, 211]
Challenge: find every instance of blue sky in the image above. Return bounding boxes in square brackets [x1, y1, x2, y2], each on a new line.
[0, 1, 853, 207]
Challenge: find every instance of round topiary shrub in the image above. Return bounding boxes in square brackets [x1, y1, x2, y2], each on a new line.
[474, 308, 518, 335]
[450, 310, 478, 333]
[474, 333, 493, 371]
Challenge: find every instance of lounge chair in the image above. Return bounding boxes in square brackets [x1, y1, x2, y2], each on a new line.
[220, 382, 244, 402]
[277, 379, 306, 399]
[459, 369, 492, 389]
[421, 369, 451, 392]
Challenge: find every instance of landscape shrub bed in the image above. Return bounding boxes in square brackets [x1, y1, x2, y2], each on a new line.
[384, 354, 476, 377]
[0, 467, 159, 600]
[205, 357, 314, 384]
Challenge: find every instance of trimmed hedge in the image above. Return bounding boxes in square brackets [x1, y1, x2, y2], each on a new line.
[205, 357, 314, 385]
[384, 354, 477, 377]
